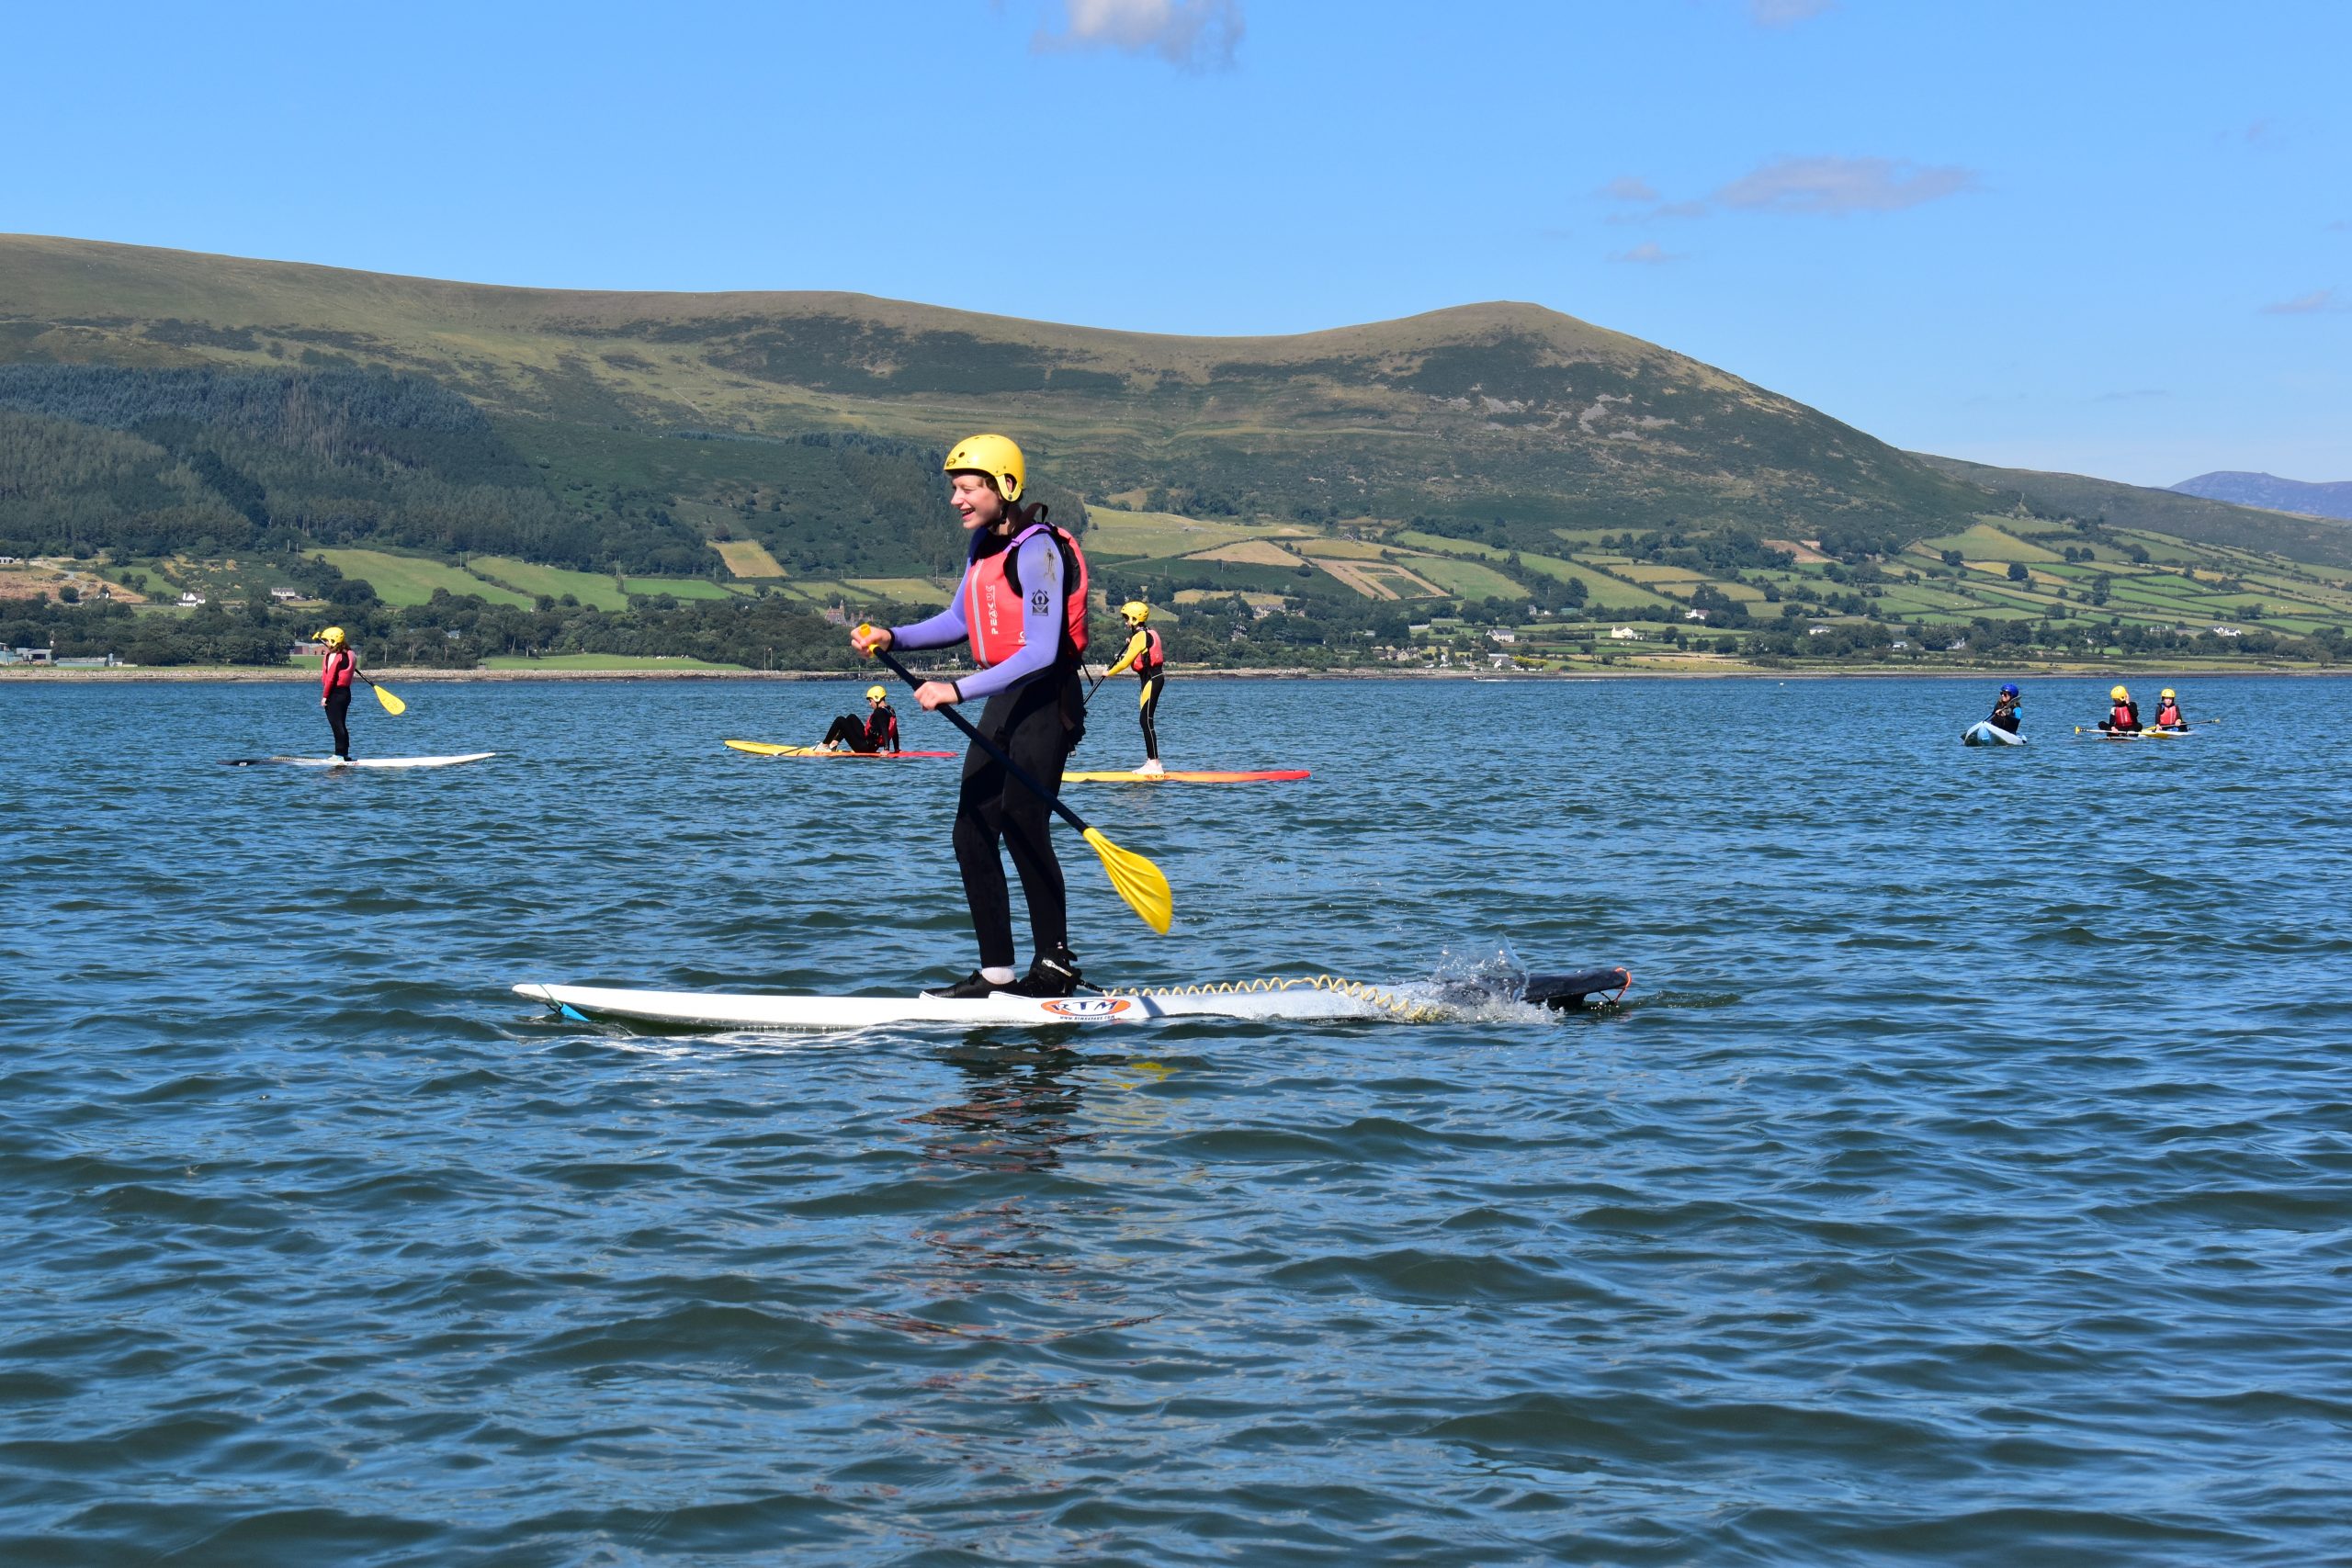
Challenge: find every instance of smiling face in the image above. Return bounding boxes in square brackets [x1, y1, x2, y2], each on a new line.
[949, 471, 1005, 531]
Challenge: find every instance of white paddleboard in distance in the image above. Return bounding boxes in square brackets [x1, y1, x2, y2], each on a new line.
[225, 752, 498, 769]
[515, 981, 1405, 1032]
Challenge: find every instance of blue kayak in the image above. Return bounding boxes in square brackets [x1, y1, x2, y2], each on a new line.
[1962, 721, 2026, 747]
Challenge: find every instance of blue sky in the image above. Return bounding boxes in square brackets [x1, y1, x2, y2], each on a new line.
[6, 0, 2346, 486]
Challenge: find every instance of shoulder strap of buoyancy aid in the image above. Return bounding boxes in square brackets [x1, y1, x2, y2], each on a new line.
[998, 507, 1088, 659]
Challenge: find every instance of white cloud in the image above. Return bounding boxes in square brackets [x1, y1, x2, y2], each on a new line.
[1600, 176, 1659, 203]
[1713, 155, 1978, 215]
[1033, 0, 1243, 70]
[1611, 242, 1684, 265]
[2260, 288, 2338, 315]
[1750, 0, 1835, 26]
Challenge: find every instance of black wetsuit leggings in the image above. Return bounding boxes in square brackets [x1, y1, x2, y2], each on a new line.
[956, 668, 1084, 970]
[821, 714, 876, 752]
[324, 687, 353, 759]
[1136, 672, 1163, 761]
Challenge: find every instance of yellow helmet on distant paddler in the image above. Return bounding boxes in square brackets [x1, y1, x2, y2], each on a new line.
[2160, 688, 2176, 699]
[2110, 684, 2129, 700]
[944, 434, 1025, 503]
[1120, 600, 1150, 625]
[318, 626, 346, 647]
[866, 684, 888, 702]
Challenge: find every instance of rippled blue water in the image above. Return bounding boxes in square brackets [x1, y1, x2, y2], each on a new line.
[5, 673, 2351, 1565]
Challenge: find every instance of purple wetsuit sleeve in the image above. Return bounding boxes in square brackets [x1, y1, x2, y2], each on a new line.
[942, 533, 1063, 703]
[888, 563, 971, 651]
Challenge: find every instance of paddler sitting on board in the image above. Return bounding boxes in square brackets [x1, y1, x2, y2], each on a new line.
[1102, 599, 1168, 777]
[2098, 683, 2142, 735]
[2153, 687, 2188, 730]
[850, 434, 1091, 1000]
[1988, 682, 2022, 736]
[820, 685, 900, 753]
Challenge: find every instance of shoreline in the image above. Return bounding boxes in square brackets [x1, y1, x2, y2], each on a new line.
[3, 661, 2342, 683]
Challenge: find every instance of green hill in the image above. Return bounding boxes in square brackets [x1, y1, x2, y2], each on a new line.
[1, 233, 1985, 560]
[4, 234, 2346, 673]
[1912, 452, 2352, 569]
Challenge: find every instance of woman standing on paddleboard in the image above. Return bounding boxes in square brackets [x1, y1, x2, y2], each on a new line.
[851, 434, 1091, 998]
[318, 626, 358, 761]
[1102, 600, 1168, 776]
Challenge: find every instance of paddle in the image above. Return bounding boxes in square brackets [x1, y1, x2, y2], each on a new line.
[361, 675, 407, 716]
[861, 634, 1173, 933]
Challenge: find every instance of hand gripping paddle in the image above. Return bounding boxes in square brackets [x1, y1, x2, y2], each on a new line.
[865, 636, 1172, 933]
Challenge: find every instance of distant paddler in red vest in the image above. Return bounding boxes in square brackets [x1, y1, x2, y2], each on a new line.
[2154, 687, 2188, 730]
[850, 434, 1091, 999]
[318, 626, 360, 761]
[2098, 683, 2142, 735]
[1102, 600, 1168, 776]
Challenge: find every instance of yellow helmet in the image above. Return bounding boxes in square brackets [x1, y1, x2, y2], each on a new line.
[2110, 684, 2129, 701]
[1121, 600, 1150, 624]
[2160, 688, 2175, 699]
[318, 626, 346, 647]
[943, 434, 1024, 503]
[866, 684, 888, 702]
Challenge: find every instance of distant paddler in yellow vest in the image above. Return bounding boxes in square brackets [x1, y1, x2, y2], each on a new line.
[1102, 600, 1168, 776]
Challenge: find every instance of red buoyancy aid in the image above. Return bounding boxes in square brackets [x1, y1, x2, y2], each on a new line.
[2110, 701, 2138, 729]
[962, 521, 1089, 670]
[1136, 627, 1164, 680]
[322, 648, 356, 694]
[2156, 702, 2183, 727]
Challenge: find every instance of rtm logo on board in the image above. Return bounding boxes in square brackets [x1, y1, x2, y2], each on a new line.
[1039, 997, 1135, 1021]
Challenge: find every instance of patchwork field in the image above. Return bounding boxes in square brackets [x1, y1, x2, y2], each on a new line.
[1084, 508, 1300, 559]
[1187, 539, 1309, 568]
[1918, 522, 2065, 562]
[314, 550, 537, 610]
[712, 538, 787, 578]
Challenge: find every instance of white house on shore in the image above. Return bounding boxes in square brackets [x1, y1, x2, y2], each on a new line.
[177, 591, 206, 607]
[1609, 626, 1643, 641]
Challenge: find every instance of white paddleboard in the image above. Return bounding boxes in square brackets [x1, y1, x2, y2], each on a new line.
[226, 752, 498, 769]
[1961, 722, 2024, 747]
[515, 981, 1410, 1032]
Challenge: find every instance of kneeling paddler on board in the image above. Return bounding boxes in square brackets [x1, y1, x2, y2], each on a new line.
[820, 686, 901, 753]
[851, 434, 1091, 998]
[1988, 682, 2022, 735]
[1102, 600, 1168, 776]
[2098, 683, 2142, 734]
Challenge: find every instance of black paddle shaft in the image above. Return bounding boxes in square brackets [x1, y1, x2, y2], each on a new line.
[870, 646, 1092, 836]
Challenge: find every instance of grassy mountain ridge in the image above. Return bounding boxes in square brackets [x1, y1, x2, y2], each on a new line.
[1, 234, 1984, 548]
[2170, 470, 2352, 523]
[1912, 452, 2352, 569]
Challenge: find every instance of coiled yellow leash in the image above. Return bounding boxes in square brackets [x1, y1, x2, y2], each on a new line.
[1102, 974, 1453, 1023]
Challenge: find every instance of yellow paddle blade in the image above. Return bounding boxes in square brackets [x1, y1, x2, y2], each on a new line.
[370, 682, 407, 716]
[1083, 825, 1172, 933]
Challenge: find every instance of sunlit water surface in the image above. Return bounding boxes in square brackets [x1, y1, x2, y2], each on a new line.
[4, 674, 2349, 1565]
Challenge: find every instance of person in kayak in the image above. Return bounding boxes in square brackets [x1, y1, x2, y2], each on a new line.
[2153, 687, 2188, 730]
[1988, 682, 2022, 735]
[851, 434, 1090, 999]
[2098, 683, 2142, 734]
[1102, 599, 1167, 776]
[318, 626, 359, 761]
[820, 685, 900, 753]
